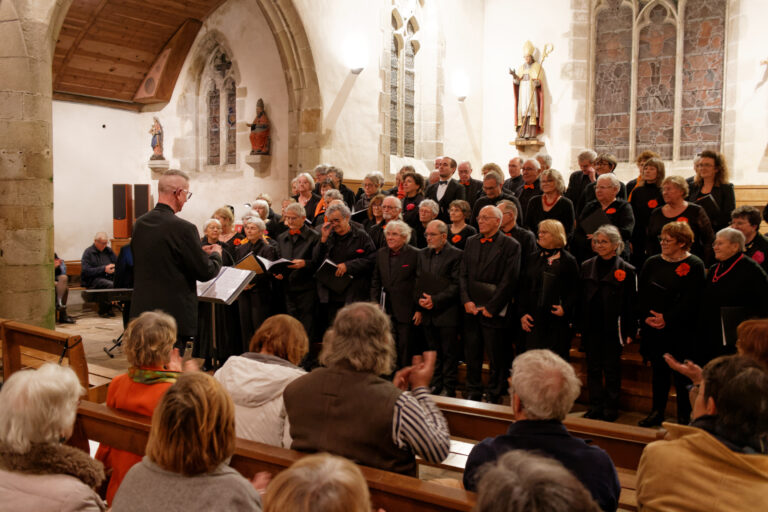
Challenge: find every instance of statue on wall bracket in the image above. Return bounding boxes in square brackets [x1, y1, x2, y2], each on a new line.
[510, 41, 552, 142]
[149, 117, 165, 160]
[247, 98, 271, 155]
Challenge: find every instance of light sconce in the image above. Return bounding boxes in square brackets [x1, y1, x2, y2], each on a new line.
[344, 35, 367, 76]
[351, 67, 364, 75]
[453, 71, 469, 102]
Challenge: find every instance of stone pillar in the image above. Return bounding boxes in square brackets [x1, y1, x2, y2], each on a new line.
[0, 0, 71, 327]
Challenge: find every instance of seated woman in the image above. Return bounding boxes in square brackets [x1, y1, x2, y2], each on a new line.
[264, 453, 371, 512]
[646, 176, 715, 264]
[0, 364, 106, 511]
[571, 173, 634, 262]
[637, 221, 706, 427]
[112, 372, 266, 511]
[96, 311, 193, 504]
[519, 219, 579, 360]
[447, 199, 476, 250]
[215, 315, 308, 447]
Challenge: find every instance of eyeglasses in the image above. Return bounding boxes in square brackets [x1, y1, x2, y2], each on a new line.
[381, 205, 399, 210]
[592, 239, 611, 245]
[658, 237, 676, 244]
[283, 215, 299, 222]
[176, 189, 193, 200]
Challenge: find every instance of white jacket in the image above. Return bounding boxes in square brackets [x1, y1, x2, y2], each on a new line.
[215, 353, 305, 448]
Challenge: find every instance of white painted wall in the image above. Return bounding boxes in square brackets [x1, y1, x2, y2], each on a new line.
[53, 0, 288, 259]
[482, 0, 579, 175]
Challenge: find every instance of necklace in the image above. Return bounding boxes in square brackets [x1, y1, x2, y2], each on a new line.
[542, 194, 559, 208]
[712, 254, 743, 283]
[661, 251, 690, 263]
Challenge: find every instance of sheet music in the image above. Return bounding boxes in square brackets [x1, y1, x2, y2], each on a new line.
[197, 267, 255, 305]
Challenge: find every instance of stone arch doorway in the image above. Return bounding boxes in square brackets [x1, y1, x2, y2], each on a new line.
[0, 0, 321, 327]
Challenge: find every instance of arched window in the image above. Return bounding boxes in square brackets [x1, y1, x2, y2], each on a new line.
[202, 49, 237, 167]
[591, 0, 726, 162]
[389, 7, 420, 157]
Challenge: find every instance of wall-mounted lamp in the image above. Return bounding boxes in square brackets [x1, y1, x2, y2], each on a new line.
[344, 35, 367, 76]
[457, 95, 467, 102]
[351, 67, 364, 75]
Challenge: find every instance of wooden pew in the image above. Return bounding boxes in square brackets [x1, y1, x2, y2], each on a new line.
[432, 395, 664, 470]
[75, 401, 476, 512]
[0, 320, 109, 401]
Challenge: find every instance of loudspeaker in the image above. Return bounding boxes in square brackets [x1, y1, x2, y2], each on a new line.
[113, 184, 133, 238]
[133, 184, 151, 220]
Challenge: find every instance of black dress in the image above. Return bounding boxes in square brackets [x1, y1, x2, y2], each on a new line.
[571, 199, 634, 262]
[637, 254, 706, 421]
[235, 238, 278, 350]
[700, 253, 768, 361]
[448, 224, 477, 251]
[518, 248, 579, 360]
[688, 182, 735, 232]
[402, 193, 424, 231]
[196, 238, 241, 366]
[525, 195, 576, 235]
[745, 234, 768, 274]
[645, 203, 715, 264]
[629, 183, 663, 268]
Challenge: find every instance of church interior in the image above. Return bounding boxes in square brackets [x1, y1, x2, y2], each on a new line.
[1, 0, 768, 510]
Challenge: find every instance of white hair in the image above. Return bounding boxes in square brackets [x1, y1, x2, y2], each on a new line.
[285, 202, 306, 218]
[243, 215, 267, 231]
[382, 196, 402, 210]
[364, 172, 383, 187]
[593, 224, 624, 254]
[203, 218, 221, 231]
[326, 202, 351, 220]
[252, 200, 270, 218]
[597, 173, 620, 190]
[0, 364, 84, 453]
[384, 219, 412, 243]
[509, 350, 581, 421]
[717, 227, 746, 252]
[420, 199, 439, 216]
[297, 172, 315, 189]
[324, 189, 344, 202]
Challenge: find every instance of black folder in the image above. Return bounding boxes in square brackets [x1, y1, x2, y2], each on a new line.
[695, 193, 720, 219]
[315, 259, 353, 294]
[720, 306, 747, 347]
[538, 271, 559, 309]
[580, 207, 612, 235]
[350, 209, 369, 224]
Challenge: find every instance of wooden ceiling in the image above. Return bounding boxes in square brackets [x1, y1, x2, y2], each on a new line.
[53, 0, 228, 110]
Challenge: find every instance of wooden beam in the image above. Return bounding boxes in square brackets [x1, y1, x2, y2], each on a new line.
[133, 18, 202, 104]
[53, 91, 144, 112]
[54, 0, 111, 89]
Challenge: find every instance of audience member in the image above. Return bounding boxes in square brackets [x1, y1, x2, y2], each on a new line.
[264, 453, 371, 512]
[464, 349, 619, 510]
[0, 364, 106, 512]
[112, 373, 266, 511]
[284, 302, 450, 476]
[96, 311, 191, 504]
[215, 314, 308, 447]
[81, 231, 117, 317]
[637, 355, 768, 511]
[54, 252, 75, 323]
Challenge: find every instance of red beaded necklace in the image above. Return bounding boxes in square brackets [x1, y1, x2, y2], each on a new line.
[711, 254, 743, 283]
[542, 194, 559, 208]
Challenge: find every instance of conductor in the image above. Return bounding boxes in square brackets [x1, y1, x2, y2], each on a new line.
[130, 170, 222, 348]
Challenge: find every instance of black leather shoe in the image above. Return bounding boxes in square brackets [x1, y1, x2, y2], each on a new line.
[603, 410, 619, 422]
[583, 409, 603, 420]
[638, 411, 665, 428]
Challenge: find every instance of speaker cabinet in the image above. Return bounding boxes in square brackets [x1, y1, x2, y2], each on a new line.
[112, 184, 133, 238]
[133, 184, 151, 220]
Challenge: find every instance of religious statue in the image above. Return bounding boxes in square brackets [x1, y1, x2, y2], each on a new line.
[247, 98, 270, 155]
[149, 117, 164, 160]
[509, 41, 551, 140]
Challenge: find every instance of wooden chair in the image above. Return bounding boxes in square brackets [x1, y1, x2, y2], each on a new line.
[0, 320, 109, 401]
[75, 401, 477, 512]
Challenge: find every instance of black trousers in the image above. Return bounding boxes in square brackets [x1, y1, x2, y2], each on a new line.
[583, 330, 622, 414]
[238, 289, 271, 352]
[650, 355, 692, 422]
[463, 314, 511, 400]
[89, 277, 114, 314]
[424, 325, 460, 394]
[393, 321, 424, 370]
[285, 288, 317, 343]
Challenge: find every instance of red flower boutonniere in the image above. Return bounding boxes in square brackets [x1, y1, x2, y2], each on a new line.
[452, 234, 462, 243]
[355, 248, 365, 254]
[677, 216, 689, 223]
[647, 199, 658, 209]
[753, 251, 765, 264]
[614, 269, 626, 282]
[406, 203, 415, 211]
[605, 208, 616, 214]
[233, 238, 242, 246]
[675, 262, 691, 277]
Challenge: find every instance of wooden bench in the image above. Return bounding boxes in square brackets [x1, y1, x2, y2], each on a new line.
[75, 401, 477, 512]
[65, 260, 83, 289]
[432, 395, 664, 471]
[0, 320, 110, 402]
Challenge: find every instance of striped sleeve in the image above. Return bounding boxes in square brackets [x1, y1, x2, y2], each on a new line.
[392, 386, 451, 463]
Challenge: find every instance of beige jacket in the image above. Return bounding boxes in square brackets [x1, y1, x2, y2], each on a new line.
[0, 442, 106, 512]
[637, 422, 768, 512]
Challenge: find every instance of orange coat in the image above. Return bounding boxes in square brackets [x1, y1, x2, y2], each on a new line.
[95, 368, 174, 504]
